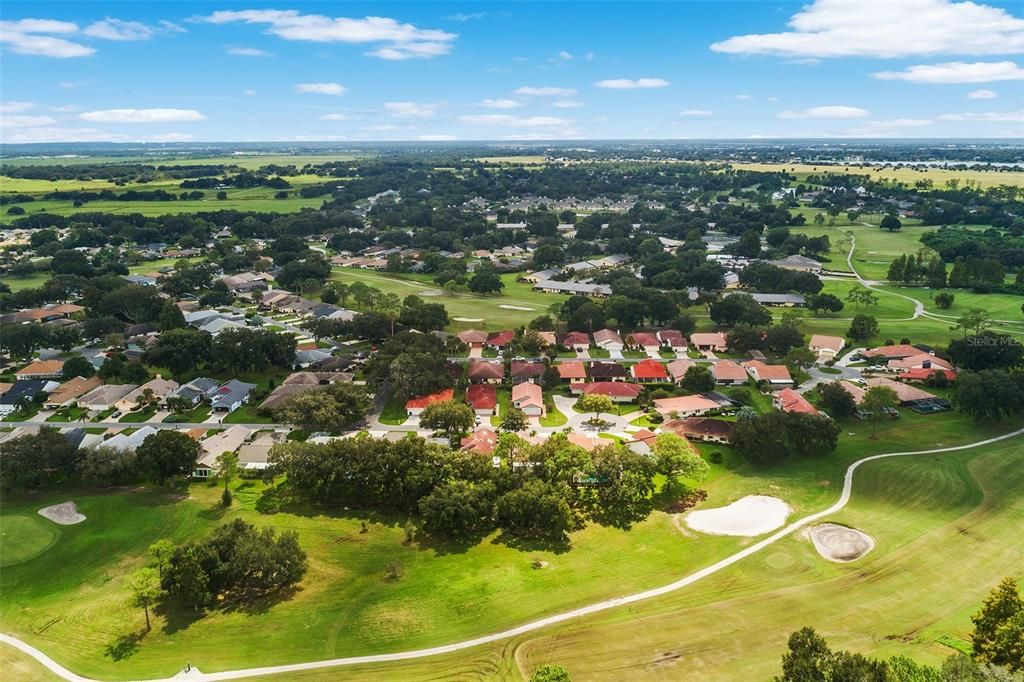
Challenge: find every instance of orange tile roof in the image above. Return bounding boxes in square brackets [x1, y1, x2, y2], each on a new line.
[405, 388, 455, 410]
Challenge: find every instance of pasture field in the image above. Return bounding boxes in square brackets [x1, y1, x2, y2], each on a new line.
[0, 153, 368, 169]
[731, 161, 1024, 190]
[0, 414, 1017, 680]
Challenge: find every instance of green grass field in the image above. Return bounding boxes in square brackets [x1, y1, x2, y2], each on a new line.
[0, 409, 1014, 680]
[731, 162, 1024, 190]
[0, 514, 59, 568]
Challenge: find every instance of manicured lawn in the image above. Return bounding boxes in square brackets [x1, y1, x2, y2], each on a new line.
[222, 405, 273, 424]
[118, 407, 157, 423]
[489, 388, 512, 427]
[46, 406, 88, 422]
[163, 404, 211, 423]
[0, 411, 1016, 680]
[538, 398, 566, 427]
[0, 515, 59, 568]
[378, 393, 408, 426]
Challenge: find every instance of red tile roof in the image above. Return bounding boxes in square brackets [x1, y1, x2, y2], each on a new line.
[467, 361, 504, 380]
[460, 428, 498, 454]
[861, 344, 921, 359]
[631, 359, 669, 380]
[712, 360, 747, 382]
[561, 331, 591, 346]
[899, 367, 957, 382]
[405, 388, 455, 410]
[582, 382, 643, 399]
[487, 330, 515, 347]
[466, 384, 497, 410]
[658, 330, 687, 347]
[775, 388, 819, 415]
[626, 332, 660, 347]
[557, 361, 587, 380]
[511, 361, 546, 378]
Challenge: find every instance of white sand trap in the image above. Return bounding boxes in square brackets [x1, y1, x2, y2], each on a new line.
[684, 495, 791, 537]
[38, 501, 86, 525]
[498, 304, 534, 311]
[808, 523, 874, 562]
[452, 317, 483, 322]
[418, 289, 443, 297]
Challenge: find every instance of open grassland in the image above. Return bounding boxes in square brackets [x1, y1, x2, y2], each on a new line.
[0, 411, 1014, 680]
[0, 645, 60, 682]
[329, 267, 564, 330]
[731, 162, 1024, 189]
[1, 153, 369, 169]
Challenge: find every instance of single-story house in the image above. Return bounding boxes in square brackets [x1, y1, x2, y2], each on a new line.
[661, 417, 735, 444]
[194, 425, 254, 478]
[809, 335, 845, 362]
[774, 388, 819, 415]
[712, 360, 748, 386]
[0, 379, 52, 415]
[457, 330, 488, 348]
[115, 377, 180, 413]
[406, 388, 455, 416]
[104, 425, 157, 452]
[666, 358, 696, 384]
[860, 344, 926, 362]
[557, 361, 588, 383]
[767, 255, 822, 274]
[726, 292, 806, 307]
[467, 360, 504, 384]
[625, 332, 660, 353]
[593, 328, 624, 352]
[487, 330, 516, 349]
[510, 361, 546, 384]
[237, 430, 286, 472]
[15, 359, 65, 380]
[44, 376, 101, 409]
[210, 380, 257, 413]
[887, 353, 952, 373]
[631, 359, 669, 383]
[864, 377, 940, 406]
[899, 367, 957, 383]
[166, 377, 221, 406]
[522, 269, 562, 283]
[460, 427, 498, 455]
[511, 382, 545, 417]
[535, 331, 557, 347]
[294, 349, 333, 369]
[690, 333, 728, 352]
[588, 361, 627, 381]
[742, 360, 794, 388]
[560, 331, 591, 350]
[658, 330, 688, 351]
[653, 394, 720, 418]
[533, 280, 612, 297]
[79, 384, 138, 411]
[574, 381, 643, 403]
[466, 384, 498, 415]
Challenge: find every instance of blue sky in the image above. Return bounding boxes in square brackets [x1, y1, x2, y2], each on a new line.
[1, 0, 1022, 143]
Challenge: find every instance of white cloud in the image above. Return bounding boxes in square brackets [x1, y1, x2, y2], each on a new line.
[595, 78, 669, 89]
[514, 86, 577, 97]
[459, 114, 572, 127]
[478, 98, 523, 109]
[0, 19, 95, 58]
[243, 89, 257, 96]
[680, 109, 713, 116]
[0, 101, 35, 113]
[384, 101, 443, 118]
[448, 12, 487, 22]
[777, 105, 869, 119]
[227, 46, 271, 56]
[0, 114, 57, 128]
[968, 89, 998, 99]
[939, 110, 1024, 122]
[48, 104, 78, 112]
[197, 10, 457, 60]
[363, 124, 400, 132]
[558, 50, 573, 60]
[320, 113, 349, 120]
[711, 0, 1024, 58]
[83, 18, 158, 41]
[735, 94, 752, 101]
[79, 108, 206, 123]
[872, 61, 1024, 84]
[418, 134, 456, 141]
[0, 127, 194, 143]
[553, 100, 583, 108]
[294, 82, 346, 95]
[845, 118, 934, 136]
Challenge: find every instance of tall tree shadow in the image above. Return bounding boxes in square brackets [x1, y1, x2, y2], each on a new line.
[104, 630, 144, 662]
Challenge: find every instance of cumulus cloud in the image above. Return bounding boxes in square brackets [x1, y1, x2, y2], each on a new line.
[595, 78, 669, 89]
[417, 134, 456, 141]
[553, 100, 583, 108]
[680, 109, 713, 116]
[777, 105, 869, 119]
[295, 82, 346, 95]
[197, 9, 457, 60]
[0, 101, 35, 113]
[478, 98, 522, 109]
[514, 86, 577, 97]
[939, 110, 1024, 122]
[384, 101, 444, 118]
[83, 18, 161, 41]
[79, 108, 206, 123]
[227, 46, 271, 56]
[0, 114, 57, 128]
[447, 12, 487, 22]
[872, 61, 1024, 84]
[0, 18, 95, 58]
[320, 113, 349, 120]
[735, 94, 752, 101]
[968, 89, 997, 99]
[459, 114, 572, 127]
[710, 0, 1024, 58]
[558, 50, 573, 60]
[243, 89, 257, 96]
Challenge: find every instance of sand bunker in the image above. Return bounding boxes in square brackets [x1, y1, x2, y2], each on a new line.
[808, 523, 874, 562]
[684, 495, 791, 537]
[498, 304, 534, 311]
[452, 317, 483, 322]
[418, 289, 443, 297]
[38, 501, 86, 525]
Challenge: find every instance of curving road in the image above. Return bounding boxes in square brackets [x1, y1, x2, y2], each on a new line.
[4, 426, 1022, 682]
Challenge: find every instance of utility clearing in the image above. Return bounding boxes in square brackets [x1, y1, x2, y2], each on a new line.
[37, 502, 85, 526]
[806, 523, 875, 562]
[684, 495, 791, 536]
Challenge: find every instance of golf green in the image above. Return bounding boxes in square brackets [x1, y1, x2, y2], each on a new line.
[0, 515, 60, 568]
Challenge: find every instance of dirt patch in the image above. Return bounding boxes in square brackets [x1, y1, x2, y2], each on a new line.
[38, 501, 86, 525]
[452, 317, 483, 322]
[806, 523, 874, 562]
[684, 495, 791, 537]
[498, 304, 534, 311]
[417, 289, 443, 297]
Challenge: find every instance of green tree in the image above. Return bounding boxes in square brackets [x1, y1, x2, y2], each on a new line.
[955, 370, 1024, 421]
[419, 399, 476, 439]
[530, 664, 572, 682]
[142, 328, 212, 377]
[468, 269, 504, 294]
[500, 407, 529, 433]
[680, 365, 715, 394]
[418, 480, 496, 541]
[846, 286, 879, 309]
[156, 299, 186, 331]
[149, 539, 175, 579]
[971, 577, 1023, 671]
[273, 383, 371, 431]
[948, 332, 1024, 371]
[495, 479, 573, 541]
[126, 567, 164, 632]
[950, 309, 992, 337]
[880, 214, 902, 231]
[577, 393, 614, 421]
[847, 314, 879, 341]
[651, 432, 709, 497]
[818, 382, 857, 419]
[217, 451, 238, 504]
[934, 292, 955, 309]
[136, 430, 200, 484]
[861, 386, 899, 438]
[61, 355, 96, 380]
